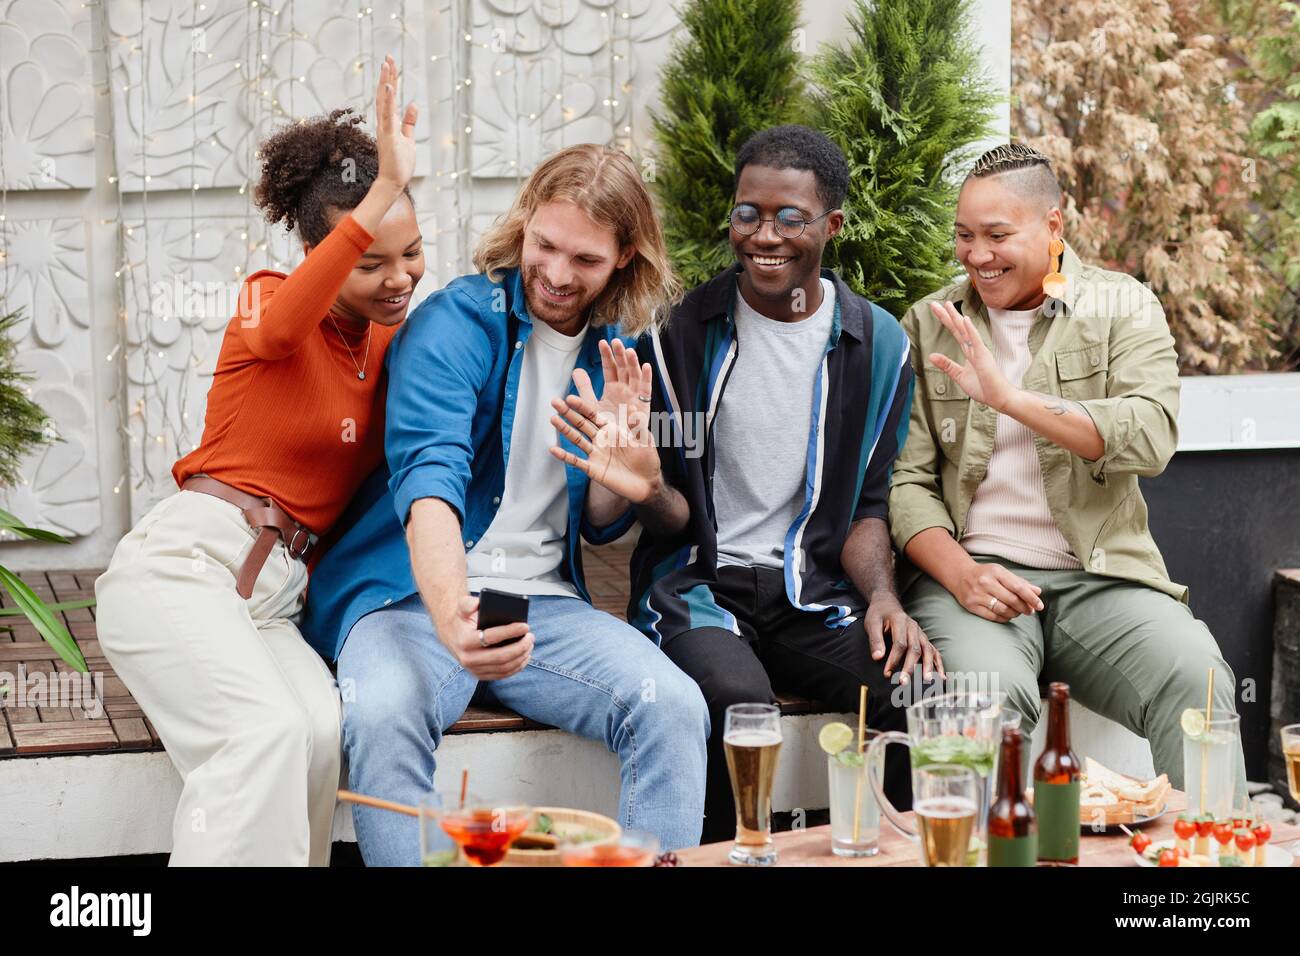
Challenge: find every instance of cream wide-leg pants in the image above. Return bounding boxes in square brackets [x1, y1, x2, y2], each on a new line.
[94, 489, 341, 866]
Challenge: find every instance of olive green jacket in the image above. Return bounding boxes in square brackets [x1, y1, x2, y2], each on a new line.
[888, 242, 1187, 601]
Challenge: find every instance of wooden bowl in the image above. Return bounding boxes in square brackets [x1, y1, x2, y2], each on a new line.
[501, 807, 621, 867]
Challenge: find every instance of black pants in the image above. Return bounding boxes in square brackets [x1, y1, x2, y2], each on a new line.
[662, 565, 915, 844]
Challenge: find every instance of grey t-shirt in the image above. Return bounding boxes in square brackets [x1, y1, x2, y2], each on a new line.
[713, 278, 835, 569]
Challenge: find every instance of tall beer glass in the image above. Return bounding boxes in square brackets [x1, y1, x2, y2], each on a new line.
[723, 703, 783, 866]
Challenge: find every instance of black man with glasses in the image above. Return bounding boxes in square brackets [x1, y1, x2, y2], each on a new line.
[627, 125, 939, 842]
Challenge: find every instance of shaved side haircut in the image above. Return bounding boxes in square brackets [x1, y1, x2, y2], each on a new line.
[967, 143, 1063, 211]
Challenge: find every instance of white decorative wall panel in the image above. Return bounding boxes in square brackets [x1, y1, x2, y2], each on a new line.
[0, 0, 96, 190]
[0, 217, 99, 538]
[467, 0, 674, 177]
[105, 0, 431, 192]
[120, 214, 243, 517]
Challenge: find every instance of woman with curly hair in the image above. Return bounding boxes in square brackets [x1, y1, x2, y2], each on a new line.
[94, 56, 422, 866]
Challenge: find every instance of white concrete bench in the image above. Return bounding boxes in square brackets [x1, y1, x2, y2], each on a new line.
[0, 699, 1152, 863]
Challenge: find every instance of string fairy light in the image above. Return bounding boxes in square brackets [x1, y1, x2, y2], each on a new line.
[90, 0, 130, 459]
[133, 0, 168, 485]
[179, 0, 202, 457]
[448, 0, 469, 277]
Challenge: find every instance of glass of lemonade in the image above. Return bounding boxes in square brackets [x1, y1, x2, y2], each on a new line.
[827, 733, 880, 857]
[723, 703, 783, 866]
[1182, 709, 1241, 819]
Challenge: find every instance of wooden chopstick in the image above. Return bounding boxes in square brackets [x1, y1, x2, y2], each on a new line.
[337, 788, 419, 818]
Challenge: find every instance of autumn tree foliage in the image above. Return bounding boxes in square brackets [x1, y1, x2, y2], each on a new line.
[1012, 0, 1278, 372]
[1219, 0, 1300, 370]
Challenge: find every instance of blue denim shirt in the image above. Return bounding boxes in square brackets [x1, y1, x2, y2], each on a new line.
[300, 267, 635, 661]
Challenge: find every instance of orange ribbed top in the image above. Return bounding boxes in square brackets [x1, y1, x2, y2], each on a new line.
[172, 213, 401, 536]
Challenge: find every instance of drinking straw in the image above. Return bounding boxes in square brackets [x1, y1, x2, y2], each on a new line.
[853, 685, 868, 842]
[1201, 668, 1214, 814]
[459, 768, 469, 810]
[336, 789, 418, 818]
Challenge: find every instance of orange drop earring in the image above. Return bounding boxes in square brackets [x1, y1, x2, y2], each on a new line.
[1042, 238, 1066, 300]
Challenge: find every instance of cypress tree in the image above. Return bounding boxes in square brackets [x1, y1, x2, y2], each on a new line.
[811, 0, 1000, 315]
[651, 0, 807, 290]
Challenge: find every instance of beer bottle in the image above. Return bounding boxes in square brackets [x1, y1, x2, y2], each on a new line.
[988, 725, 1037, 866]
[1034, 681, 1081, 864]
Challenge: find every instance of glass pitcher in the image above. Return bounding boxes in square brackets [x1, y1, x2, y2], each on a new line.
[867, 691, 1005, 866]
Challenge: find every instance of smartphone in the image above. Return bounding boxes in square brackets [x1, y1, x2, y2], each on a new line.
[476, 588, 530, 645]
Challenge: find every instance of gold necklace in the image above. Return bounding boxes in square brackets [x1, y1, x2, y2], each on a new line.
[328, 315, 372, 380]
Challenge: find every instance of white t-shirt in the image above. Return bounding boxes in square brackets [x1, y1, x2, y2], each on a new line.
[712, 278, 835, 569]
[466, 318, 586, 597]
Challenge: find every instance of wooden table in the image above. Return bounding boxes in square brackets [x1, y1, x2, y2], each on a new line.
[676, 790, 1300, 867]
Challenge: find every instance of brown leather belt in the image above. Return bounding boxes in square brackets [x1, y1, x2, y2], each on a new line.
[181, 475, 317, 599]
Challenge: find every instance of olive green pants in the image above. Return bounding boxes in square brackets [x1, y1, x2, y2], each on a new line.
[903, 558, 1248, 798]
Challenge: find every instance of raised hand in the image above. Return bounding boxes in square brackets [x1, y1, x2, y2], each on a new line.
[374, 55, 418, 191]
[548, 338, 662, 504]
[927, 300, 1014, 412]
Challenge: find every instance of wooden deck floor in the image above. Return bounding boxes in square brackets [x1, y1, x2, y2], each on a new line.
[0, 539, 822, 759]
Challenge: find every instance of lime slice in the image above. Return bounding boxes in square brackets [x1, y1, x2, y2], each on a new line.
[1180, 708, 1206, 738]
[819, 721, 856, 755]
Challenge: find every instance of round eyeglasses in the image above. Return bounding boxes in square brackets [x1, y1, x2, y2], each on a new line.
[729, 203, 835, 239]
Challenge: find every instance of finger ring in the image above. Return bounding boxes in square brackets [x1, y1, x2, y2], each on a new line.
[477, 630, 486, 648]
[964, 340, 973, 349]
[637, 394, 651, 403]
[988, 596, 999, 611]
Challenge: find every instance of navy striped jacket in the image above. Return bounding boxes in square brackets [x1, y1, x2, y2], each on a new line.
[628, 265, 914, 644]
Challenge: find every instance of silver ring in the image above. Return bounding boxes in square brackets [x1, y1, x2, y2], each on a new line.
[637, 394, 651, 403]
[964, 340, 973, 349]
[988, 596, 999, 611]
[477, 630, 486, 648]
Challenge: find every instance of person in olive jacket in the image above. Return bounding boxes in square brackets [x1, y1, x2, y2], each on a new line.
[891, 143, 1246, 798]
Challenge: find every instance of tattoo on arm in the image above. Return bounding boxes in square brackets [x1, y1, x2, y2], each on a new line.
[633, 481, 690, 538]
[1038, 393, 1087, 418]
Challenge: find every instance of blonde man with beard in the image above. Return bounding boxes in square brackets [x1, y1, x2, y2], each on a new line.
[302, 145, 708, 865]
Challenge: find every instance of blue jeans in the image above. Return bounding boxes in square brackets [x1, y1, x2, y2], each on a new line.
[338, 593, 710, 865]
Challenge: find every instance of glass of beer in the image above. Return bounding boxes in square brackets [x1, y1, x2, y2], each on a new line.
[1282, 724, 1300, 804]
[723, 702, 783, 866]
[914, 764, 980, 867]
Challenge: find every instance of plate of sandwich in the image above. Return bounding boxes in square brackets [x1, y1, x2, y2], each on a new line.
[1078, 757, 1170, 830]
